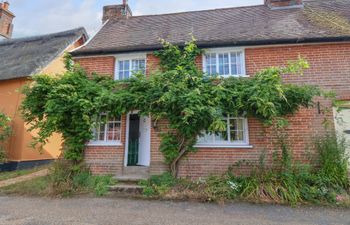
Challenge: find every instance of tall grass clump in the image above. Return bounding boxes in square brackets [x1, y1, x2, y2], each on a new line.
[315, 133, 349, 189]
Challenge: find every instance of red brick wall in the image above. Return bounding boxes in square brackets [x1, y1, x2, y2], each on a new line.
[84, 115, 127, 175]
[0, 7, 14, 38]
[75, 56, 115, 77]
[75, 42, 350, 177]
[246, 43, 350, 100]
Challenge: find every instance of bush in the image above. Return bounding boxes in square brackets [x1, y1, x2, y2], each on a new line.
[0, 112, 11, 163]
[48, 160, 115, 196]
[139, 172, 177, 197]
[314, 133, 349, 189]
[204, 175, 241, 201]
[139, 132, 349, 206]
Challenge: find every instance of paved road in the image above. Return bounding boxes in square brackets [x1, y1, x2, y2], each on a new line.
[0, 196, 349, 225]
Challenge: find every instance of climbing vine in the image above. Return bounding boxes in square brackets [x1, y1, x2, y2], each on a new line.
[21, 39, 321, 176]
[0, 112, 11, 163]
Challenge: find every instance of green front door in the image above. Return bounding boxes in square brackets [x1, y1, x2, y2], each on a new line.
[127, 114, 140, 166]
[128, 139, 139, 166]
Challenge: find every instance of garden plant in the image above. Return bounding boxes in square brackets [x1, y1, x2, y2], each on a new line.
[19, 39, 349, 204]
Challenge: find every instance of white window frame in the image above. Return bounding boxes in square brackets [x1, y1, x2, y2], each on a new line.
[88, 114, 122, 146]
[202, 47, 248, 78]
[195, 117, 252, 148]
[115, 53, 147, 80]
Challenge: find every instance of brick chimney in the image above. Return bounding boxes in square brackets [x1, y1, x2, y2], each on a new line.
[0, 1, 15, 39]
[102, 0, 132, 23]
[265, 0, 303, 9]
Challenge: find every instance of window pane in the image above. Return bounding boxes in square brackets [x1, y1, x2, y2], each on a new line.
[92, 115, 121, 142]
[229, 118, 244, 141]
[132, 59, 146, 74]
[124, 70, 130, 79]
[205, 54, 217, 76]
[119, 71, 124, 80]
[124, 60, 130, 70]
[230, 52, 238, 75]
[197, 117, 247, 145]
[106, 120, 121, 141]
[219, 53, 229, 75]
[237, 52, 242, 75]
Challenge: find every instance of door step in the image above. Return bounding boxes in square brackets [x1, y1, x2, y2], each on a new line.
[114, 174, 149, 182]
[109, 184, 143, 194]
[123, 166, 150, 176]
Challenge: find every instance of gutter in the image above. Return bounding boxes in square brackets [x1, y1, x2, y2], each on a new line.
[71, 36, 350, 57]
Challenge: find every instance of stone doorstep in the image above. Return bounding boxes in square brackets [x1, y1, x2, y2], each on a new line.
[114, 174, 149, 183]
[110, 166, 150, 195]
[122, 166, 150, 176]
[109, 184, 144, 194]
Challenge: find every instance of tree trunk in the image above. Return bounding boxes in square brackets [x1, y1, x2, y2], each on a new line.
[170, 137, 187, 178]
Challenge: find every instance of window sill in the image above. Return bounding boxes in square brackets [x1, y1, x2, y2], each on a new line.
[194, 144, 253, 149]
[87, 142, 123, 147]
[219, 75, 250, 78]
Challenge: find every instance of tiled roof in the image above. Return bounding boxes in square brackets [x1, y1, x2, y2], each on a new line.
[73, 0, 350, 56]
[0, 27, 87, 81]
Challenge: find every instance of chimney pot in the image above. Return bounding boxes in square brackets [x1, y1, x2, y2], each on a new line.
[3, 1, 9, 10]
[265, 0, 303, 9]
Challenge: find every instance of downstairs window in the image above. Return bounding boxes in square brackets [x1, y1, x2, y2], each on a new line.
[197, 116, 249, 147]
[90, 114, 122, 145]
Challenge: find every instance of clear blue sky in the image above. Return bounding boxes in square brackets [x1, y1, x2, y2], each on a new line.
[8, 0, 263, 38]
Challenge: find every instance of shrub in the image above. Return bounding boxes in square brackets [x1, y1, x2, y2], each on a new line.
[314, 133, 349, 189]
[0, 112, 11, 163]
[48, 160, 115, 196]
[204, 175, 240, 201]
[140, 132, 349, 206]
[139, 172, 177, 197]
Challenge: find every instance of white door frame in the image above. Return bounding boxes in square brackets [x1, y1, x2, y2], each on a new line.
[123, 111, 151, 167]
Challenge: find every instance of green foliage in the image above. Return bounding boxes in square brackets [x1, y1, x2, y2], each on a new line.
[0, 166, 48, 181]
[140, 133, 350, 206]
[21, 39, 320, 177]
[0, 176, 50, 196]
[204, 175, 240, 201]
[0, 112, 11, 163]
[314, 133, 349, 189]
[48, 160, 115, 196]
[139, 172, 177, 197]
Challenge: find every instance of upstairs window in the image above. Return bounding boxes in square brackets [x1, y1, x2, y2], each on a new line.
[91, 114, 122, 145]
[197, 116, 249, 147]
[204, 48, 246, 77]
[115, 54, 146, 80]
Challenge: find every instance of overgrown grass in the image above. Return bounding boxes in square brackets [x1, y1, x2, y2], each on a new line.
[47, 160, 116, 197]
[0, 161, 116, 197]
[140, 133, 350, 206]
[0, 176, 50, 196]
[0, 166, 49, 182]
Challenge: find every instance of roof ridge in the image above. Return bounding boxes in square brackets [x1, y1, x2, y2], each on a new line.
[124, 4, 265, 19]
[0, 27, 86, 46]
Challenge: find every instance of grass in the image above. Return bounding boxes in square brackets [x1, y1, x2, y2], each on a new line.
[0, 165, 49, 182]
[0, 176, 50, 196]
[0, 169, 116, 197]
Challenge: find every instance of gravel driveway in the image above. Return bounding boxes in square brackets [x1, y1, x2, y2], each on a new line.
[0, 196, 349, 225]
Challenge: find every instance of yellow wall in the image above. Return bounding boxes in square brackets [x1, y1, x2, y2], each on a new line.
[0, 38, 84, 162]
[0, 78, 62, 161]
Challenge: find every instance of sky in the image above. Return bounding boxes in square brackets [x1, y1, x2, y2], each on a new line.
[7, 0, 263, 38]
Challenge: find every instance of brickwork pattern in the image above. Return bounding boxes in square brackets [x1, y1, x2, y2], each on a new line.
[76, 43, 350, 178]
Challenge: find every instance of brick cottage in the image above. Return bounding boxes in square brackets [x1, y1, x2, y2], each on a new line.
[72, 0, 350, 178]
